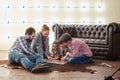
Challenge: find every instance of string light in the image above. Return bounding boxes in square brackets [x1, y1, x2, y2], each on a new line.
[34, 3, 43, 11]
[4, 1, 105, 24]
[4, 1, 103, 9]
[20, 4, 27, 10]
[4, 34, 12, 40]
[96, 17, 106, 24]
[34, 19, 43, 26]
[49, 3, 58, 11]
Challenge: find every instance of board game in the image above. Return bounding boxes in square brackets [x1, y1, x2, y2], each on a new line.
[45, 60, 67, 65]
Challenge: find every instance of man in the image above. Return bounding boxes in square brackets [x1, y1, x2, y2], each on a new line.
[8, 27, 51, 73]
[59, 33, 93, 64]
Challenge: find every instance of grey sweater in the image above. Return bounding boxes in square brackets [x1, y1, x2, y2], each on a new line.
[31, 32, 50, 57]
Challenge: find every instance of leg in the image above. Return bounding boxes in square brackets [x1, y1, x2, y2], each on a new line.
[68, 54, 91, 64]
[27, 54, 44, 64]
[9, 51, 36, 70]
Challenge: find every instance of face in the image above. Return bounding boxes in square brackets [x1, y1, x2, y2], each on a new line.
[60, 40, 71, 48]
[26, 32, 35, 41]
[60, 42, 68, 48]
[42, 30, 49, 37]
[52, 44, 58, 50]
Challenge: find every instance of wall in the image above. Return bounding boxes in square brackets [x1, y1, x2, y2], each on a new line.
[0, 0, 120, 50]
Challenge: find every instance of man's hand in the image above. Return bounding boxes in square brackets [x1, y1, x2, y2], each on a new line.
[66, 52, 72, 57]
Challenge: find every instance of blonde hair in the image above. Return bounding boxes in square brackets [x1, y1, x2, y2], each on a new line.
[41, 24, 50, 32]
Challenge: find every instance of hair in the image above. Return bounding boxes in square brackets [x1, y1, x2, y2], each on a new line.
[41, 24, 50, 32]
[59, 33, 72, 44]
[25, 27, 36, 35]
[52, 40, 59, 47]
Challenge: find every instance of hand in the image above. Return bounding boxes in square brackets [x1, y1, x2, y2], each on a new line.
[61, 56, 67, 61]
[54, 56, 59, 60]
[47, 56, 54, 61]
[66, 52, 70, 56]
[66, 52, 72, 57]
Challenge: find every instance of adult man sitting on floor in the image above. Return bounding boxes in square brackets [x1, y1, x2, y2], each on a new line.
[59, 33, 93, 64]
[8, 27, 51, 73]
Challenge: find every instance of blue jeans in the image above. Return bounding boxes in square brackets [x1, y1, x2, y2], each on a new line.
[67, 54, 91, 64]
[8, 50, 44, 71]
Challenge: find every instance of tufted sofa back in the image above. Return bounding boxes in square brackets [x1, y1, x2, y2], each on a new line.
[53, 24, 109, 45]
[52, 22, 120, 59]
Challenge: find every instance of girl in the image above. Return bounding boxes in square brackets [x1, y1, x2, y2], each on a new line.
[50, 40, 61, 60]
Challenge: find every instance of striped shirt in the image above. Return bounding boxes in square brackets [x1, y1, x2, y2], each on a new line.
[69, 39, 93, 57]
[9, 36, 36, 55]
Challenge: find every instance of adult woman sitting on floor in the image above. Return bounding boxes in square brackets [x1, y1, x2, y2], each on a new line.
[31, 24, 52, 60]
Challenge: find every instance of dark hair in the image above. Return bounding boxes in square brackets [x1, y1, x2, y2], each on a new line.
[59, 33, 72, 44]
[25, 27, 36, 35]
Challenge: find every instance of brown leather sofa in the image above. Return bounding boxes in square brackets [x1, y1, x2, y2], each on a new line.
[52, 22, 120, 60]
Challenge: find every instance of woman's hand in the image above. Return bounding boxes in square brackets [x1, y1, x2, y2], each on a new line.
[47, 56, 54, 61]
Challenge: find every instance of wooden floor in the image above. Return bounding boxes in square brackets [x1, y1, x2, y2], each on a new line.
[0, 50, 120, 80]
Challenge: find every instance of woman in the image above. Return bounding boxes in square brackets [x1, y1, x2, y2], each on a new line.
[31, 24, 51, 60]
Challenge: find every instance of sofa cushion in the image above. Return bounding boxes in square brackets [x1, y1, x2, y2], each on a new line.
[73, 38, 107, 45]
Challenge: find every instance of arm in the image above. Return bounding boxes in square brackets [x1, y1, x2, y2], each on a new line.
[61, 52, 70, 61]
[70, 42, 80, 57]
[31, 33, 44, 55]
[19, 37, 36, 54]
[31, 35, 37, 52]
[44, 37, 50, 58]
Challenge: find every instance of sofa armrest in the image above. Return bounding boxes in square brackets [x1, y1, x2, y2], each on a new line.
[108, 22, 120, 33]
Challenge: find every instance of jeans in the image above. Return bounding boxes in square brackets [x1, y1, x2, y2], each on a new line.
[67, 54, 91, 64]
[8, 50, 44, 71]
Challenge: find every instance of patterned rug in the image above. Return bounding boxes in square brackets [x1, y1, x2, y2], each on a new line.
[0, 60, 97, 73]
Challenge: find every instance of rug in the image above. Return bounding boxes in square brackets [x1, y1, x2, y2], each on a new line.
[0, 60, 97, 72]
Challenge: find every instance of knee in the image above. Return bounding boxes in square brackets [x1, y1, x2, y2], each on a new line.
[68, 58, 74, 63]
[37, 55, 43, 59]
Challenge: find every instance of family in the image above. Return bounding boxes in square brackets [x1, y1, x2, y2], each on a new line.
[8, 24, 93, 73]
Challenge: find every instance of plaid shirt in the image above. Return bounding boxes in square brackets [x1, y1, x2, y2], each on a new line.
[9, 36, 36, 55]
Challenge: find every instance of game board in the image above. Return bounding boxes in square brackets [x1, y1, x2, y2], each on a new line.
[45, 60, 67, 65]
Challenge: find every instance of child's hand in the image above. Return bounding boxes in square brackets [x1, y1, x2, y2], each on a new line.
[47, 56, 54, 61]
[54, 56, 59, 60]
[61, 56, 67, 61]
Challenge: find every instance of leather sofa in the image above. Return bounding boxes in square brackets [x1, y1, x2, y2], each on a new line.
[52, 22, 120, 60]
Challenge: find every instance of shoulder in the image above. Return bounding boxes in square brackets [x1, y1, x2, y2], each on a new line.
[34, 32, 42, 39]
[36, 32, 41, 37]
[15, 36, 26, 43]
[17, 36, 25, 40]
[72, 38, 85, 44]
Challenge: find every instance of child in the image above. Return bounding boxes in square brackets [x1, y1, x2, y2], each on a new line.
[50, 40, 61, 60]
